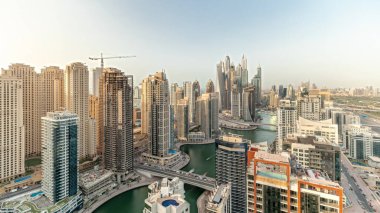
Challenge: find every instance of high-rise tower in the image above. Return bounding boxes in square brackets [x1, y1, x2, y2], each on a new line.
[64, 62, 89, 160]
[40, 66, 64, 114]
[142, 71, 171, 157]
[206, 79, 215, 93]
[100, 68, 134, 181]
[215, 135, 249, 213]
[190, 81, 201, 123]
[2, 64, 41, 157]
[195, 93, 219, 139]
[252, 66, 262, 105]
[41, 111, 78, 203]
[0, 76, 25, 183]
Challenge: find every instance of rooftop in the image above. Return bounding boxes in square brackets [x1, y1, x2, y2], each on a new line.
[79, 169, 113, 189]
[254, 151, 289, 164]
[368, 155, 380, 162]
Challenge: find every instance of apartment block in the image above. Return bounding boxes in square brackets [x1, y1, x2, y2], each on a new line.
[0, 76, 25, 182]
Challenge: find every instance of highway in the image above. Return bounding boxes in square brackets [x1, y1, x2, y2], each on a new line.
[341, 153, 380, 212]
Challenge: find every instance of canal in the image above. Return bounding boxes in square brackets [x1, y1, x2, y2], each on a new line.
[94, 112, 276, 213]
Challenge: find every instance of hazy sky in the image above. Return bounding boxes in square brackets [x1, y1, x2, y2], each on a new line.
[1, 0, 379, 89]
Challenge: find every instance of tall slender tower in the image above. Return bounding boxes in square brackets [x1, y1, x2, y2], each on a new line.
[176, 98, 189, 141]
[190, 81, 200, 123]
[64, 62, 89, 160]
[100, 68, 134, 181]
[141, 71, 171, 157]
[195, 93, 219, 139]
[41, 111, 78, 203]
[216, 61, 226, 111]
[252, 66, 262, 105]
[2, 64, 41, 157]
[91, 67, 102, 96]
[0, 76, 25, 182]
[241, 55, 248, 88]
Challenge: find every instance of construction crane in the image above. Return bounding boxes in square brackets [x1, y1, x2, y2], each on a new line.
[89, 53, 136, 70]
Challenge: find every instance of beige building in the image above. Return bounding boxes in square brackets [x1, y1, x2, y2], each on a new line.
[196, 93, 219, 139]
[2, 64, 41, 157]
[88, 95, 98, 156]
[141, 71, 171, 157]
[176, 98, 189, 141]
[297, 95, 322, 121]
[64, 62, 90, 159]
[297, 117, 339, 144]
[40, 66, 65, 114]
[0, 76, 25, 182]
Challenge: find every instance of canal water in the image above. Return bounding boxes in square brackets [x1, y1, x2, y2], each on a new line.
[94, 112, 276, 213]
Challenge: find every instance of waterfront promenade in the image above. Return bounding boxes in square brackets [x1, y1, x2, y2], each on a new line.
[81, 176, 157, 213]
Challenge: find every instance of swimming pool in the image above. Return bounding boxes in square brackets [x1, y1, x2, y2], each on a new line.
[14, 175, 32, 183]
[31, 191, 44, 198]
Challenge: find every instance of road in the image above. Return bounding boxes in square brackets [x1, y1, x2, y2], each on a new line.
[342, 153, 380, 212]
[341, 171, 364, 213]
[0, 184, 41, 201]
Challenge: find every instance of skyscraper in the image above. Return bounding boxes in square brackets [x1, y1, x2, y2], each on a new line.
[183, 81, 192, 99]
[241, 55, 248, 88]
[88, 95, 98, 157]
[0, 76, 25, 183]
[41, 111, 78, 203]
[215, 135, 249, 213]
[2, 64, 41, 157]
[101, 68, 134, 181]
[241, 86, 256, 122]
[190, 80, 201, 123]
[277, 100, 297, 152]
[196, 93, 219, 139]
[252, 66, 262, 105]
[206, 79, 215, 93]
[92, 67, 102, 96]
[170, 83, 178, 106]
[230, 84, 240, 119]
[64, 62, 89, 160]
[40, 66, 64, 114]
[142, 71, 171, 157]
[176, 98, 189, 141]
[216, 61, 226, 111]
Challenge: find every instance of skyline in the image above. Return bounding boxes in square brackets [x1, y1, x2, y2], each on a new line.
[1, 0, 380, 88]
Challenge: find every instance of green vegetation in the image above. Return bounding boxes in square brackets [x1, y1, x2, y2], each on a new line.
[25, 157, 41, 167]
[332, 96, 380, 108]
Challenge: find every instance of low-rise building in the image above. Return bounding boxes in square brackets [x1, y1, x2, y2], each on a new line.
[368, 156, 380, 169]
[143, 177, 189, 213]
[348, 131, 380, 160]
[297, 117, 338, 144]
[188, 132, 206, 142]
[206, 183, 232, 213]
[79, 168, 115, 199]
